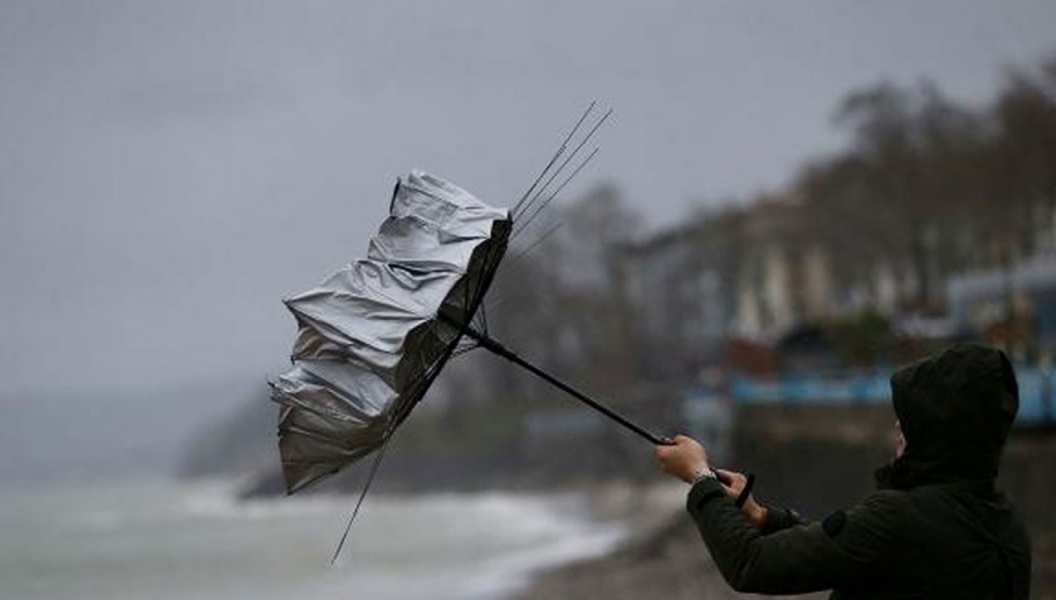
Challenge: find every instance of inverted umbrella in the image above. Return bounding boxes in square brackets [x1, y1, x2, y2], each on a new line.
[271, 107, 750, 561]
[271, 170, 513, 496]
[272, 168, 667, 459]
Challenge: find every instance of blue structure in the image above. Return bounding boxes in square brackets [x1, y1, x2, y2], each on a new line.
[729, 368, 1055, 427]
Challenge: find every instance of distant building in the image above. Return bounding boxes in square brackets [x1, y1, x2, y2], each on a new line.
[948, 254, 1056, 351]
[621, 210, 742, 379]
[733, 196, 834, 338]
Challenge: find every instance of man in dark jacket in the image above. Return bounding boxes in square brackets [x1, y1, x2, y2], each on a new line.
[655, 343, 1031, 598]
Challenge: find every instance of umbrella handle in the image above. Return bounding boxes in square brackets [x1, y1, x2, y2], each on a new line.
[450, 320, 756, 501]
[455, 322, 669, 445]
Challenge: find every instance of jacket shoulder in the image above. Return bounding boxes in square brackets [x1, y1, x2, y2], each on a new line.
[820, 489, 921, 553]
[854, 487, 951, 532]
[846, 489, 915, 525]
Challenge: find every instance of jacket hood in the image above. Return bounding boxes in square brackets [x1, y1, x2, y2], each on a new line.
[878, 343, 1019, 489]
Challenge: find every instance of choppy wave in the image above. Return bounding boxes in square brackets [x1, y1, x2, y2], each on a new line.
[0, 478, 629, 600]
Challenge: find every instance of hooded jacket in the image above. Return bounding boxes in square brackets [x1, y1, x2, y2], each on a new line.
[686, 343, 1031, 599]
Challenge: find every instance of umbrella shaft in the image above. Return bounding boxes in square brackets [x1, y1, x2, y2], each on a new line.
[458, 324, 668, 446]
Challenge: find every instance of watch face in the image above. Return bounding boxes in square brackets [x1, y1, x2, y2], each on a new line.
[694, 467, 716, 482]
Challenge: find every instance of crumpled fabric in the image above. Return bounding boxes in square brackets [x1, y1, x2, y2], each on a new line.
[271, 171, 510, 494]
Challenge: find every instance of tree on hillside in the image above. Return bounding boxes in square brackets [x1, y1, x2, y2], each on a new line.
[991, 64, 1056, 260]
[832, 82, 980, 309]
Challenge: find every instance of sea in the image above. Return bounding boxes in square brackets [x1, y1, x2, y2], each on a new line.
[0, 479, 628, 600]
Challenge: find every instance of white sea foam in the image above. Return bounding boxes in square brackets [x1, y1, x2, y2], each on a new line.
[0, 479, 629, 600]
[461, 518, 627, 599]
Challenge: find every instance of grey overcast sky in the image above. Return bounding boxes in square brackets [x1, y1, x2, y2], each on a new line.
[3, 0, 1056, 399]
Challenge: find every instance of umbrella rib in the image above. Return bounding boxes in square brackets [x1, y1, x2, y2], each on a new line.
[506, 222, 565, 265]
[472, 244, 504, 334]
[483, 292, 511, 315]
[519, 107, 612, 220]
[283, 423, 366, 451]
[389, 303, 485, 432]
[466, 226, 509, 335]
[269, 386, 358, 427]
[470, 305, 486, 335]
[513, 146, 600, 239]
[512, 101, 596, 218]
[512, 108, 611, 236]
[331, 432, 394, 564]
[452, 343, 478, 359]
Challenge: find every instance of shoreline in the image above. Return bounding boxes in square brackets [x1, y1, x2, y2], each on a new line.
[509, 479, 826, 600]
[509, 479, 1055, 600]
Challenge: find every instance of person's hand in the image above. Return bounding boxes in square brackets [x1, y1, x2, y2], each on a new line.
[654, 434, 709, 484]
[716, 468, 768, 529]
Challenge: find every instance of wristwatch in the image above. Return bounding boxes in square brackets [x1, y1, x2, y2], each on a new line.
[691, 465, 718, 485]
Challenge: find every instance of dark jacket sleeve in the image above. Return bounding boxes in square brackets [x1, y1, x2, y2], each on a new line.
[686, 478, 902, 595]
[759, 502, 805, 535]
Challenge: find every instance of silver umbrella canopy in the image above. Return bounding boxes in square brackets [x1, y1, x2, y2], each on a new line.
[270, 171, 511, 495]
